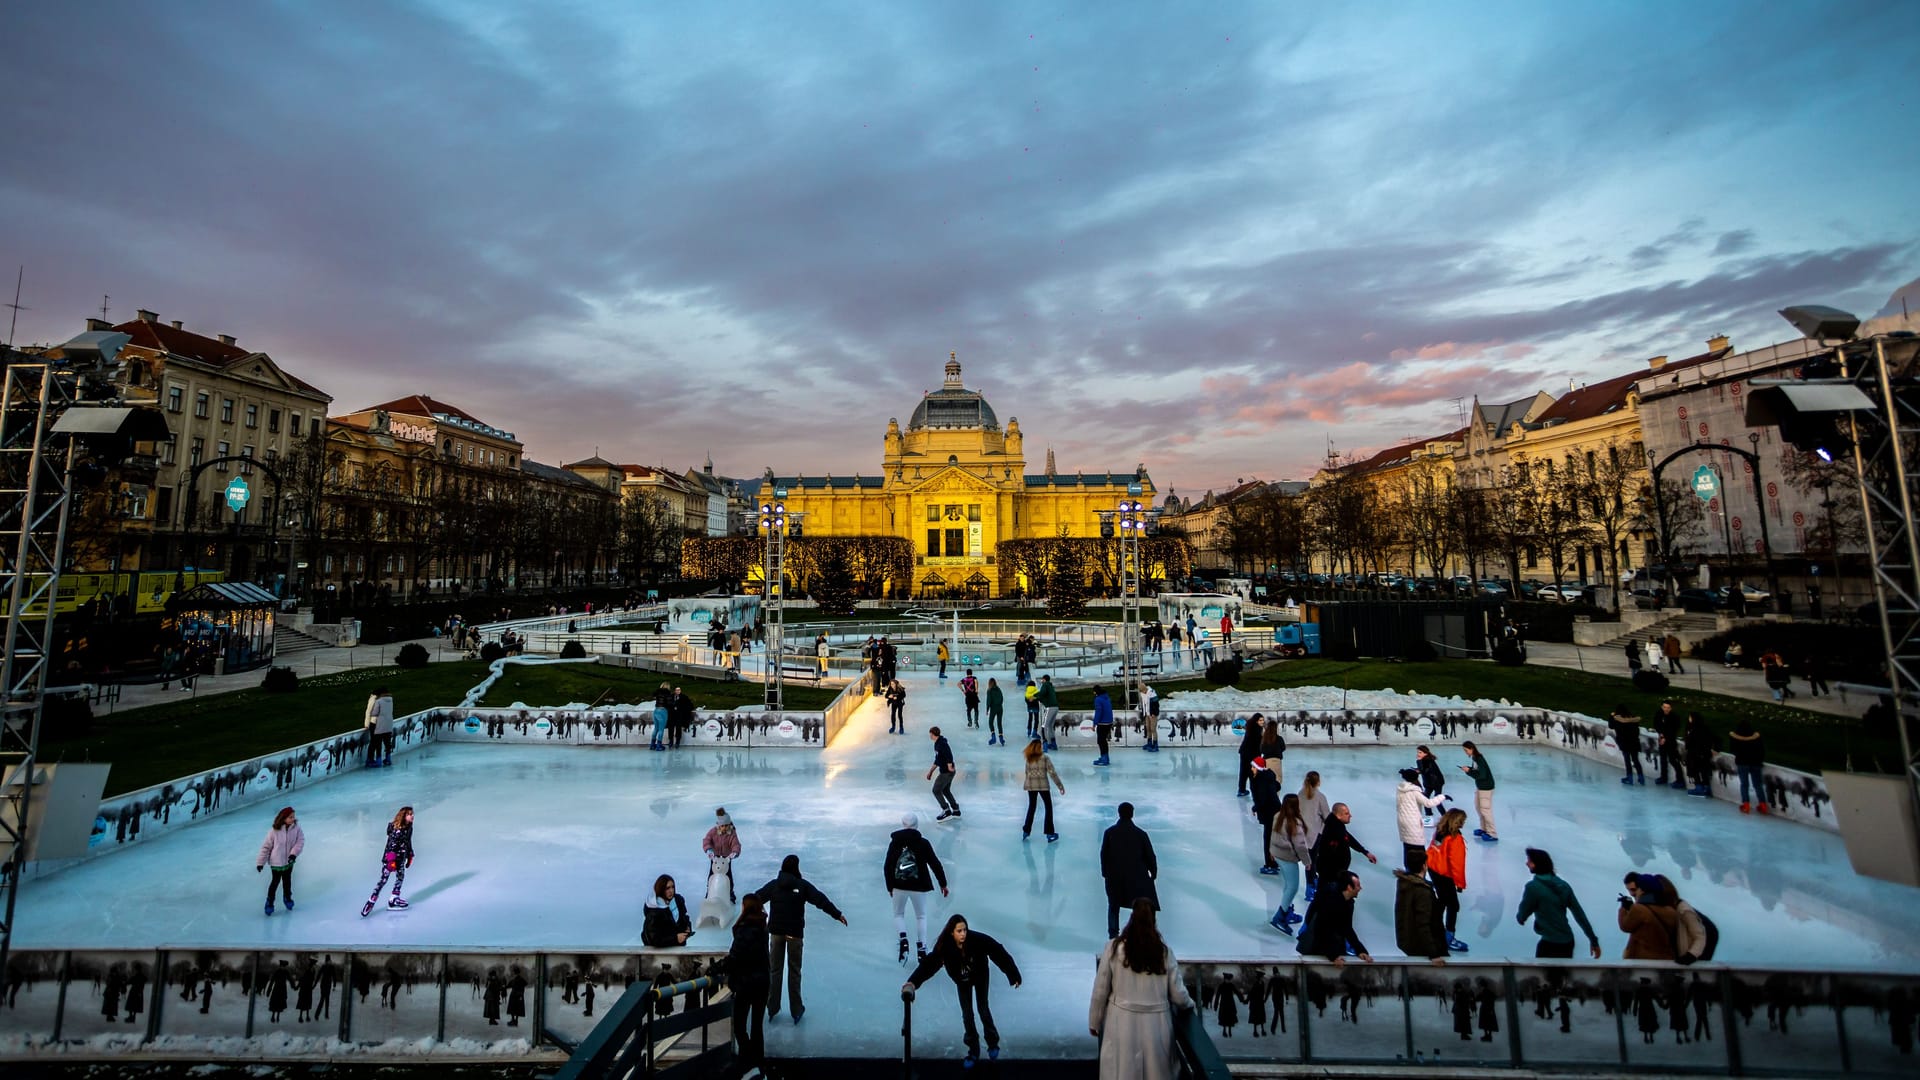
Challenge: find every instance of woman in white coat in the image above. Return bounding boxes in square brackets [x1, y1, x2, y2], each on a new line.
[1090, 899, 1193, 1080]
[1395, 767, 1450, 868]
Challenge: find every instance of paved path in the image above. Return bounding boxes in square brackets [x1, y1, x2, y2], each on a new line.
[89, 635, 462, 716]
[1522, 640, 1867, 718]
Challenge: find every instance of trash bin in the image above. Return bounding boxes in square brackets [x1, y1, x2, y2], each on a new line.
[214, 656, 227, 677]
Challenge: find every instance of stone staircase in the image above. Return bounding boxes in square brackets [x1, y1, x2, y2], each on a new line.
[1596, 612, 1719, 649]
[274, 625, 331, 657]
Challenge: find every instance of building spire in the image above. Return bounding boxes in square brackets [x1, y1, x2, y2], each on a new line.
[1045, 447, 1056, 477]
[944, 351, 963, 389]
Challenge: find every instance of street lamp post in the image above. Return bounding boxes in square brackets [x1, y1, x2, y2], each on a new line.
[1099, 496, 1157, 715]
[758, 498, 803, 710]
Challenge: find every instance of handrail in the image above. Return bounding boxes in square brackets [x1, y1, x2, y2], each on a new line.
[554, 974, 730, 1080]
[1172, 1002, 1232, 1080]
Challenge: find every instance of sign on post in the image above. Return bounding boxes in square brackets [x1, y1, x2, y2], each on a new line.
[1690, 465, 1719, 503]
[223, 475, 252, 512]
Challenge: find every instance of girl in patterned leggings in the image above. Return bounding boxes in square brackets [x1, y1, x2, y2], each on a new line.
[361, 806, 415, 916]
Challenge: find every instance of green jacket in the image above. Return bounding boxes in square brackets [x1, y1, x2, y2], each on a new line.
[1517, 873, 1598, 946]
[986, 684, 1005, 711]
[1467, 753, 1495, 791]
[1036, 682, 1058, 707]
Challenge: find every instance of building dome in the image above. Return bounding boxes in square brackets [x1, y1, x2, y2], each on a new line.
[907, 353, 999, 431]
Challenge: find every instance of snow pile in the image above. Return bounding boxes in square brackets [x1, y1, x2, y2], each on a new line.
[1162, 684, 1606, 725]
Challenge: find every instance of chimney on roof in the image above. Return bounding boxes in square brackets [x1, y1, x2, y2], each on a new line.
[171, 320, 183, 329]
[85, 318, 110, 331]
[1707, 334, 1730, 352]
[136, 309, 158, 323]
[1647, 355, 1668, 371]
[217, 333, 236, 346]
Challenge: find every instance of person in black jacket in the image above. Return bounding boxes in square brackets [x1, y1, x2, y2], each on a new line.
[1653, 701, 1686, 789]
[1298, 870, 1372, 964]
[1610, 706, 1645, 786]
[1683, 712, 1716, 798]
[650, 683, 672, 751]
[641, 874, 693, 947]
[1236, 714, 1265, 796]
[902, 914, 1023, 1065]
[885, 813, 950, 963]
[1250, 757, 1283, 874]
[1309, 803, 1377, 889]
[669, 687, 696, 749]
[1415, 745, 1446, 822]
[1101, 802, 1159, 939]
[725, 895, 771, 1070]
[928, 727, 960, 820]
[750, 854, 848, 1023]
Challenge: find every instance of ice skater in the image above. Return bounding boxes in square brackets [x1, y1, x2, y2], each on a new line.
[726, 894, 770, 1072]
[885, 812, 949, 963]
[751, 853, 848, 1024]
[928, 727, 961, 820]
[960, 669, 980, 729]
[702, 808, 741, 898]
[699, 817, 739, 930]
[985, 677, 1005, 746]
[650, 682, 671, 751]
[1023, 680, 1041, 739]
[1036, 676, 1059, 750]
[1459, 741, 1498, 840]
[1092, 685, 1114, 765]
[642, 874, 694, 947]
[256, 805, 305, 916]
[1396, 768, 1450, 868]
[1022, 737, 1065, 841]
[360, 806, 414, 916]
[887, 679, 909, 734]
[902, 914, 1023, 1067]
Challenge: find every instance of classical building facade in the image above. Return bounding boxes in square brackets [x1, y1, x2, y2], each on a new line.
[764, 356, 1155, 598]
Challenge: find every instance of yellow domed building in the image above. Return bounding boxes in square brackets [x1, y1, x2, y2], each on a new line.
[761, 355, 1157, 599]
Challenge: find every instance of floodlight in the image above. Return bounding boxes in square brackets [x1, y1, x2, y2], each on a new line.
[1778, 305, 1861, 342]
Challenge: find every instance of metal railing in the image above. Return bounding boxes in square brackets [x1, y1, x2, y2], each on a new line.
[555, 974, 732, 1080]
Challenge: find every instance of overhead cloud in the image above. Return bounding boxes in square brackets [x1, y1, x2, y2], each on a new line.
[0, 1, 1914, 495]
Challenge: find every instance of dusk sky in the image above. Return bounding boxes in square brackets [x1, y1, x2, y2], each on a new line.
[4, 2, 1915, 499]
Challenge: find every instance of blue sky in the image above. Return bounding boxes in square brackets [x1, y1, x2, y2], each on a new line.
[3, 1, 1914, 498]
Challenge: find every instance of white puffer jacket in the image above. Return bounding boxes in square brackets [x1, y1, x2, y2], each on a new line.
[1395, 780, 1448, 846]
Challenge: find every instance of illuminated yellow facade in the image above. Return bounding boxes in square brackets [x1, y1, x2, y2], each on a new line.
[769, 356, 1153, 597]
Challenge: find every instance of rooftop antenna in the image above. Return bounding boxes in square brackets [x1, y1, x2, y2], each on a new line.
[1451, 396, 1466, 427]
[3, 267, 26, 348]
[98, 293, 110, 321]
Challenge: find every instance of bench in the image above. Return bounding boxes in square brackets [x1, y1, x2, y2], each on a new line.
[779, 662, 824, 683]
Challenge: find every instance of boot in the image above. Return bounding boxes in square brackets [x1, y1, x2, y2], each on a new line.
[898, 933, 910, 965]
[1739, 802, 1751, 814]
[1757, 802, 1771, 815]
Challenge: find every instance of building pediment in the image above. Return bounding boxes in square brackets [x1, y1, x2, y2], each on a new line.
[908, 465, 999, 495]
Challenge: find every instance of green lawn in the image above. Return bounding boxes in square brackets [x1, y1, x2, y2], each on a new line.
[1054, 658, 1897, 777]
[51, 659, 843, 796]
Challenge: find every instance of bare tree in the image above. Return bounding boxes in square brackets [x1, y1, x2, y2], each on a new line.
[1572, 441, 1644, 611]
[1399, 457, 1455, 579]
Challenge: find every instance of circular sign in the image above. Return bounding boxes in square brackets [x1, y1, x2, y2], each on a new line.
[1767, 482, 1778, 498]
[464, 717, 482, 733]
[704, 719, 723, 737]
[1078, 717, 1096, 735]
[1732, 516, 1742, 530]
[778, 719, 797, 737]
[1230, 716, 1246, 735]
[1708, 497, 1719, 512]
[223, 475, 251, 512]
[1755, 539, 1766, 553]
[534, 718, 551, 733]
[1698, 422, 1710, 438]
[1677, 405, 1689, 421]
[1731, 381, 1743, 397]
[1414, 717, 1436, 739]
[1601, 736, 1618, 752]
[1792, 511, 1805, 527]
[1490, 717, 1512, 734]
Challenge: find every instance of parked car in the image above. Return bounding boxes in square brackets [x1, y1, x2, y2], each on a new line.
[1717, 583, 1772, 604]
[1628, 587, 1668, 610]
[1675, 588, 1726, 613]
[1536, 584, 1586, 602]
[1476, 580, 1509, 597]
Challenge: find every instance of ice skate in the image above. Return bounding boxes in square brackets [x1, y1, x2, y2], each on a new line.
[388, 896, 409, 909]
[265, 901, 275, 916]
[1447, 935, 1470, 953]
[989, 1048, 1000, 1060]
[361, 899, 376, 917]
[898, 933, 910, 964]
[936, 810, 953, 821]
[284, 898, 294, 910]
[1045, 832, 1058, 843]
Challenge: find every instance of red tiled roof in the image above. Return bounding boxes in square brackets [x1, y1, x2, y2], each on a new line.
[364, 395, 482, 423]
[112, 318, 329, 398]
[1346, 427, 1468, 474]
[1536, 346, 1729, 425]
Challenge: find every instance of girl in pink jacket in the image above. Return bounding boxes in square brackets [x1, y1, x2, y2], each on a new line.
[257, 806, 305, 915]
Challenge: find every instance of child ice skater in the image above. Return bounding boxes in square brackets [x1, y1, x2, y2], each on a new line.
[256, 806, 305, 915]
[361, 806, 414, 916]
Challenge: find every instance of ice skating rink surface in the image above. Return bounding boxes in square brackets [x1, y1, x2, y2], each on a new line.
[17, 672, 1919, 1058]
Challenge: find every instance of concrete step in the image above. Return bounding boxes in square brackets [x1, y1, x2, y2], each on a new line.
[274, 626, 330, 655]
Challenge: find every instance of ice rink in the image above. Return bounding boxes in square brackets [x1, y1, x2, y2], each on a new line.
[15, 671, 1920, 1059]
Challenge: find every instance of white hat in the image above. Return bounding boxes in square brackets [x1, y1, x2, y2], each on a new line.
[901, 811, 918, 828]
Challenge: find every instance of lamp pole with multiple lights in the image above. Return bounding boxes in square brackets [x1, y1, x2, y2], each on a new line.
[758, 493, 803, 710]
[1099, 491, 1157, 713]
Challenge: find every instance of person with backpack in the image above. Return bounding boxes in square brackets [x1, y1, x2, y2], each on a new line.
[960, 670, 980, 729]
[1618, 873, 1678, 961]
[1729, 720, 1768, 814]
[1683, 712, 1716, 799]
[1022, 738, 1065, 842]
[884, 812, 949, 964]
[1657, 877, 1716, 965]
[1516, 848, 1601, 959]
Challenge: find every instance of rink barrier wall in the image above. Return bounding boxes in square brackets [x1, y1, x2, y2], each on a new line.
[0, 945, 726, 1063]
[1045, 707, 1840, 833]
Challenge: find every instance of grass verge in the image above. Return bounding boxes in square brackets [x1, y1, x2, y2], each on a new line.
[1054, 657, 1898, 777]
[476, 662, 841, 711]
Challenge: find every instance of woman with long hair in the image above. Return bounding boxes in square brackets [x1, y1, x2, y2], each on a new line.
[1265, 793, 1310, 934]
[1090, 899, 1192, 1080]
[642, 874, 693, 947]
[360, 806, 413, 917]
[903, 914, 1023, 1066]
[1427, 808, 1470, 952]
[726, 894, 770, 1070]
[1022, 738, 1066, 841]
[256, 806, 305, 916]
[1298, 770, 1331, 899]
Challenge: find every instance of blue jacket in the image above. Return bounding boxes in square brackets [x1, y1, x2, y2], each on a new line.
[1093, 692, 1113, 727]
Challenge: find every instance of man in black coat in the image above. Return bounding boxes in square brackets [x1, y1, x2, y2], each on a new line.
[902, 914, 1022, 1064]
[1100, 801, 1158, 938]
[884, 813, 949, 961]
[669, 687, 697, 749]
[1309, 803, 1377, 895]
[1236, 714, 1265, 796]
[1298, 870, 1372, 964]
[750, 854, 848, 1022]
[1250, 756, 1283, 873]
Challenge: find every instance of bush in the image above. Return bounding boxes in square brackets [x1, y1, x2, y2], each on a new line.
[261, 666, 300, 693]
[1492, 639, 1527, 666]
[1205, 658, 1244, 687]
[479, 642, 506, 662]
[559, 639, 587, 659]
[1632, 669, 1670, 693]
[395, 642, 431, 669]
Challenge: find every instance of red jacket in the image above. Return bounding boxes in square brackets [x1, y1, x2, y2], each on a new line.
[1426, 832, 1466, 890]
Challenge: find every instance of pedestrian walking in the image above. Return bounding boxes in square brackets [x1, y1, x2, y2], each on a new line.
[641, 874, 694, 947]
[903, 914, 1022, 1067]
[725, 895, 770, 1073]
[1459, 741, 1498, 840]
[1663, 633, 1686, 674]
[750, 854, 848, 1023]
[885, 812, 949, 963]
[256, 806, 304, 916]
[1090, 899, 1192, 1080]
[1250, 756, 1282, 873]
[364, 687, 395, 767]
[1394, 849, 1449, 963]
[1516, 848, 1601, 959]
[1235, 714, 1264, 797]
[359, 806, 414, 917]
[1101, 802, 1159, 939]
[1762, 654, 1794, 701]
[1801, 653, 1829, 696]
[887, 678, 908, 735]
[1426, 808, 1470, 952]
[927, 727, 961, 820]
[1022, 738, 1065, 842]
[1609, 706, 1646, 786]
[1297, 870, 1371, 964]
[985, 677, 1006, 746]
[1644, 638, 1663, 674]
[961, 670, 981, 730]
[1729, 720, 1768, 814]
[1683, 712, 1716, 798]
[1265, 794, 1310, 934]
[1092, 685, 1115, 765]
[1395, 768, 1449, 867]
[1624, 639, 1643, 674]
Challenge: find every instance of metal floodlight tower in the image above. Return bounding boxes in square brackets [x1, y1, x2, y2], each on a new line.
[0, 329, 141, 976]
[1749, 306, 1920, 878]
[758, 499, 802, 710]
[1100, 497, 1156, 710]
